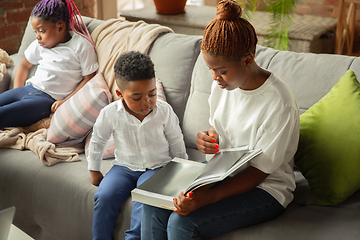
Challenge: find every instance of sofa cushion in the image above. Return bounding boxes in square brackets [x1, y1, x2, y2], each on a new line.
[210, 200, 360, 240]
[47, 72, 111, 144]
[254, 45, 360, 115]
[294, 70, 360, 206]
[182, 53, 212, 151]
[148, 33, 202, 125]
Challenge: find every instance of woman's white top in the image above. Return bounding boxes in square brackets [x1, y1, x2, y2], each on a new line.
[208, 73, 300, 207]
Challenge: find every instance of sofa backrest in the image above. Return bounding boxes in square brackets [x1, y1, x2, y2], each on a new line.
[182, 45, 360, 159]
[255, 45, 360, 114]
[148, 33, 202, 124]
[12, 16, 360, 162]
[182, 53, 212, 153]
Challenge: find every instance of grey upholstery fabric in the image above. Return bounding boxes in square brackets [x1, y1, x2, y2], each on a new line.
[255, 45, 360, 114]
[149, 33, 202, 125]
[183, 53, 212, 150]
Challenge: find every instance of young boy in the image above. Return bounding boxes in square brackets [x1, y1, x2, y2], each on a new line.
[87, 51, 188, 240]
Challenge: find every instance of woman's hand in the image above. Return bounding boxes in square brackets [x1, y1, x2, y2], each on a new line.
[173, 187, 216, 216]
[173, 167, 269, 216]
[196, 127, 219, 154]
[51, 100, 65, 113]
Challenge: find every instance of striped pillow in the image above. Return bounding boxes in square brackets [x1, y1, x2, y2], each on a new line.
[84, 79, 167, 160]
[156, 79, 167, 102]
[47, 72, 112, 144]
[84, 129, 115, 160]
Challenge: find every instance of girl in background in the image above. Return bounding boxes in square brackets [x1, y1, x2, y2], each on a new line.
[0, 0, 98, 130]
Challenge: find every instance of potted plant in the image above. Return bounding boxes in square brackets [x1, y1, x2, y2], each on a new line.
[239, 0, 297, 51]
[153, 0, 188, 14]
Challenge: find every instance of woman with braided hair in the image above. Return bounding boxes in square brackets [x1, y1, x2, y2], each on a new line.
[141, 0, 300, 239]
[0, 0, 98, 129]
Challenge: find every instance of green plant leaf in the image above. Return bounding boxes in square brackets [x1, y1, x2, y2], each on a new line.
[263, 0, 296, 50]
[236, 0, 297, 50]
[236, 0, 258, 21]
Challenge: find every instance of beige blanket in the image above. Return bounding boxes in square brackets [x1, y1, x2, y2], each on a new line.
[0, 128, 83, 166]
[91, 18, 173, 101]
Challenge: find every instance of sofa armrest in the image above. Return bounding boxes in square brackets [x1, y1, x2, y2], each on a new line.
[0, 72, 10, 93]
[0, 53, 17, 93]
[4, 53, 19, 90]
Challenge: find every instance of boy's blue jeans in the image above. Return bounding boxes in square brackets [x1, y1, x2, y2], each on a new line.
[0, 85, 55, 129]
[141, 188, 285, 240]
[92, 165, 161, 240]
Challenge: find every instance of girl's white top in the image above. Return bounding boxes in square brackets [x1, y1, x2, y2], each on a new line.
[25, 32, 99, 100]
[208, 73, 300, 207]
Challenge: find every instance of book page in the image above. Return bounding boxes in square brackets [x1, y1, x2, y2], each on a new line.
[137, 159, 205, 197]
[185, 148, 249, 193]
[185, 147, 262, 193]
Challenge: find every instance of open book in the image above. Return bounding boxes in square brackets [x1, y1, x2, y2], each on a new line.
[131, 146, 262, 210]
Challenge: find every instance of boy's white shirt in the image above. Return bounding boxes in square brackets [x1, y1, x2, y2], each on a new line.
[87, 100, 188, 172]
[24, 32, 99, 100]
[208, 73, 300, 207]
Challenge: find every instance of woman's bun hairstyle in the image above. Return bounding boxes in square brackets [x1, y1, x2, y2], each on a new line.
[216, 0, 242, 20]
[201, 0, 257, 61]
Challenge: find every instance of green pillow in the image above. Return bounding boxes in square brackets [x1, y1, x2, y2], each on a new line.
[294, 70, 360, 206]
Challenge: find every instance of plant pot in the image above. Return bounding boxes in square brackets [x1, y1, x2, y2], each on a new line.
[153, 0, 187, 14]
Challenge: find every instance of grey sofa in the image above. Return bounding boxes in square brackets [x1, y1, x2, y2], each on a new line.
[1, 16, 360, 240]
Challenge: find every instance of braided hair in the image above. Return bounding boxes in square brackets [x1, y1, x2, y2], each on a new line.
[201, 0, 257, 61]
[31, 0, 94, 46]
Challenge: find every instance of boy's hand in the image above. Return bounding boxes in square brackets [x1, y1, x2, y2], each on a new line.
[90, 170, 104, 186]
[196, 131, 219, 154]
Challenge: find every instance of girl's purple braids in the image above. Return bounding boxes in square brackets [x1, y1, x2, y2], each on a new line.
[31, 0, 95, 47]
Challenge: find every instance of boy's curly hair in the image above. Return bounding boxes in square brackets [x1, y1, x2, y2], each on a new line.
[114, 51, 155, 88]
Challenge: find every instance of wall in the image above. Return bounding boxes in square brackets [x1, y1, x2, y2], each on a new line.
[295, 0, 359, 20]
[0, 0, 97, 55]
[204, 0, 360, 28]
